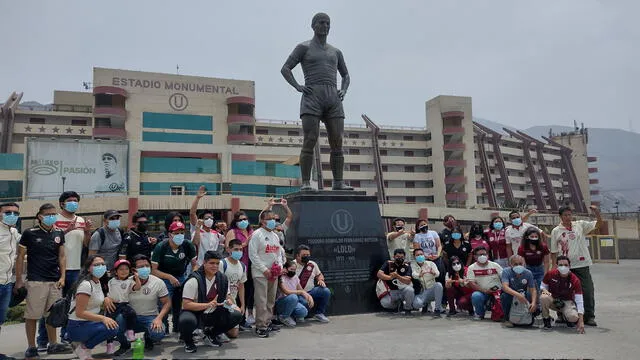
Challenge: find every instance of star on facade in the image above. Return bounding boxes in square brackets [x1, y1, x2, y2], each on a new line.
[65, 127, 73, 134]
[25, 126, 32, 132]
[352, 140, 357, 145]
[39, 126, 46, 133]
[298, 138, 303, 143]
[257, 136, 264, 141]
[268, 136, 274, 142]
[78, 128, 86, 134]
[278, 137, 284, 142]
[52, 127, 60, 133]
[391, 142, 396, 146]
[361, 140, 366, 145]
[288, 137, 294, 143]
[382, 141, 387, 146]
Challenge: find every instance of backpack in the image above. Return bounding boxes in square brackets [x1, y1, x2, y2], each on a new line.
[81, 227, 125, 265]
[222, 258, 246, 274]
[508, 291, 534, 326]
[47, 281, 92, 328]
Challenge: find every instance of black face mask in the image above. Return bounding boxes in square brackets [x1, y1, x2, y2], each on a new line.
[395, 226, 404, 231]
[286, 271, 296, 277]
[529, 238, 539, 243]
[136, 223, 148, 232]
[301, 256, 310, 264]
[419, 225, 429, 233]
[395, 258, 405, 265]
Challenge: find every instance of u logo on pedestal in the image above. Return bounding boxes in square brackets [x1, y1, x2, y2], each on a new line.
[331, 209, 354, 235]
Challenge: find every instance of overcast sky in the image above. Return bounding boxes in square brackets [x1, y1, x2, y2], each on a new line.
[1, 0, 637, 131]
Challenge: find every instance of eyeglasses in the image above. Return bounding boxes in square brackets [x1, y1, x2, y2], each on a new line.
[239, 218, 248, 221]
[2, 211, 19, 216]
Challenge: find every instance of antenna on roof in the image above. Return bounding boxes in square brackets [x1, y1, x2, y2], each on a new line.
[176, 64, 180, 75]
[82, 82, 92, 90]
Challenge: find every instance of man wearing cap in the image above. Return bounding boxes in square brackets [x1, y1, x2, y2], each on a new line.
[152, 221, 197, 333]
[95, 153, 126, 193]
[89, 210, 124, 270]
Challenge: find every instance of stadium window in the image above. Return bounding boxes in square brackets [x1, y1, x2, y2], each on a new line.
[170, 186, 185, 196]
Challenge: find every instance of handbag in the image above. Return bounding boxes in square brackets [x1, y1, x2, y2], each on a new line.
[375, 279, 390, 300]
[490, 290, 504, 322]
[509, 292, 533, 326]
[47, 281, 91, 328]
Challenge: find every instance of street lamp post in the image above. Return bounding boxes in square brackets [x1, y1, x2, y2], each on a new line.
[62, 176, 66, 193]
[614, 201, 620, 219]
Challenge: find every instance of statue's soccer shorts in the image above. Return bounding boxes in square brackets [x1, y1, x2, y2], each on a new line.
[299, 84, 345, 119]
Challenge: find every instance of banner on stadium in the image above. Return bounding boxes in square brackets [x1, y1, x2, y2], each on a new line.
[26, 139, 129, 199]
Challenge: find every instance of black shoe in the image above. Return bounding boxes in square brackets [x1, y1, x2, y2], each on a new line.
[585, 318, 598, 326]
[267, 323, 281, 332]
[46, 343, 71, 355]
[404, 309, 412, 316]
[203, 335, 222, 348]
[432, 310, 444, 318]
[448, 309, 458, 317]
[113, 345, 131, 357]
[36, 344, 47, 353]
[567, 321, 576, 328]
[271, 318, 283, 326]
[24, 347, 39, 359]
[0, 353, 16, 360]
[184, 342, 197, 353]
[145, 340, 154, 351]
[256, 328, 269, 338]
[421, 306, 429, 314]
[543, 318, 553, 330]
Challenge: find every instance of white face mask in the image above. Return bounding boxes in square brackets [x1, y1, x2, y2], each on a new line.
[204, 218, 214, 228]
[477, 255, 488, 264]
[452, 264, 462, 272]
[558, 265, 570, 275]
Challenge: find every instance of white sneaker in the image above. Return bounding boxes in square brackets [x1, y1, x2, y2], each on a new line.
[246, 313, 256, 325]
[473, 314, 483, 321]
[126, 330, 136, 342]
[314, 313, 330, 323]
[216, 333, 231, 343]
[73, 343, 92, 360]
[279, 315, 297, 327]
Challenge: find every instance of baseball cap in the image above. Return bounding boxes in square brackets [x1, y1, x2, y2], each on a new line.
[113, 259, 131, 271]
[103, 210, 121, 219]
[169, 221, 186, 232]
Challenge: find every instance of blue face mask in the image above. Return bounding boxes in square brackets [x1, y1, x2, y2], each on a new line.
[2, 213, 19, 226]
[64, 201, 79, 213]
[238, 220, 249, 230]
[137, 266, 151, 279]
[513, 265, 526, 275]
[415, 255, 426, 263]
[452, 232, 462, 240]
[108, 219, 121, 230]
[92, 264, 107, 278]
[511, 218, 522, 227]
[42, 214, 57, 227]
[231, 250, 243, 261]
[493, 222, 504, 230]
[265, 219, 276, 230]
[172, 234, 185, 246]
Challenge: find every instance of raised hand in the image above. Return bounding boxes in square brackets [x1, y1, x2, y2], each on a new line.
[197, 185, 207, 199]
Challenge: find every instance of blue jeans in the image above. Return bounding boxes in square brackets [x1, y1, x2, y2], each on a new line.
[275, 294, 308, 319]
[38, 270, 80, 345]
[501, 290, 531, 318]
[116, 314, 166, 348]
[471, 291, 492, 317]
[527, 265, 545, 290]
[160, 275, 186, 332]
[306, 286, 331, 315]
[0, 282, 13, 325]
[66, 319, 119, 349]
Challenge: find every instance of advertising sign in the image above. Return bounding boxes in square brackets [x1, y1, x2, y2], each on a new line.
[26, 139, 128, 199]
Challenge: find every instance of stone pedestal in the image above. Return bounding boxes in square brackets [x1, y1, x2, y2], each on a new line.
[283, 190, 387, 315]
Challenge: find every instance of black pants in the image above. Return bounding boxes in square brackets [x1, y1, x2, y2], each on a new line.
[179, 309, 243, 343]
[246, 264, 255, 310]
[107, 302, 137, 330]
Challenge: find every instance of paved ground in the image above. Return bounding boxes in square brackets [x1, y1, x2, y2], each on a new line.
[2, 260, 640, 359]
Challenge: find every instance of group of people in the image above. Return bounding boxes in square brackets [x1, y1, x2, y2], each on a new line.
[380, 205, 602, 334]
[0, 187, 332, 359]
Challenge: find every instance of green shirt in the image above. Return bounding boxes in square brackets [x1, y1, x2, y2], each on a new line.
[151, 239, 196, 277]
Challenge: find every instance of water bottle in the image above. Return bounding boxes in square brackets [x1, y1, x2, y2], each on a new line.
[132, 336, 144, 360]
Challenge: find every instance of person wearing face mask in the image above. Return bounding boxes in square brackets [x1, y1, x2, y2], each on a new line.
[505, 209, 545, 255]
[444, 256, 473, 316]
[225, 210, 255, 326]
[15, 203, 70, 358]
[190, 186, 222, 265]
[517, 228, 550, 294]
[485, 216, 509, 268]
[466, 246, 503, 320]
[443, 226, 473, 270]
[66, 255, 119, 360]
[88, 210, 124, 270]
[500, 255, 538, 327]
[248, 210, 285, 337]
[156, 211, 191, 244]
[220, 239, 248, 338]
[540, 256, 585, 334]
[412, 219, 445, 308]
[467, 223, 489, 266]
[151, 221, 198, 334]
[376, 249, 414, 315]
[108, 255, 170, 356]
[0, 202, 21, 357]
[386, 218, 413, 261]
[411, 249, 444, 316]
[439, 215, 457, 245]
[293, 245, 331, 323]
[550, 205, 602, 327]
[275, 260, 313, 327]
[119, 212, 157, 263]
